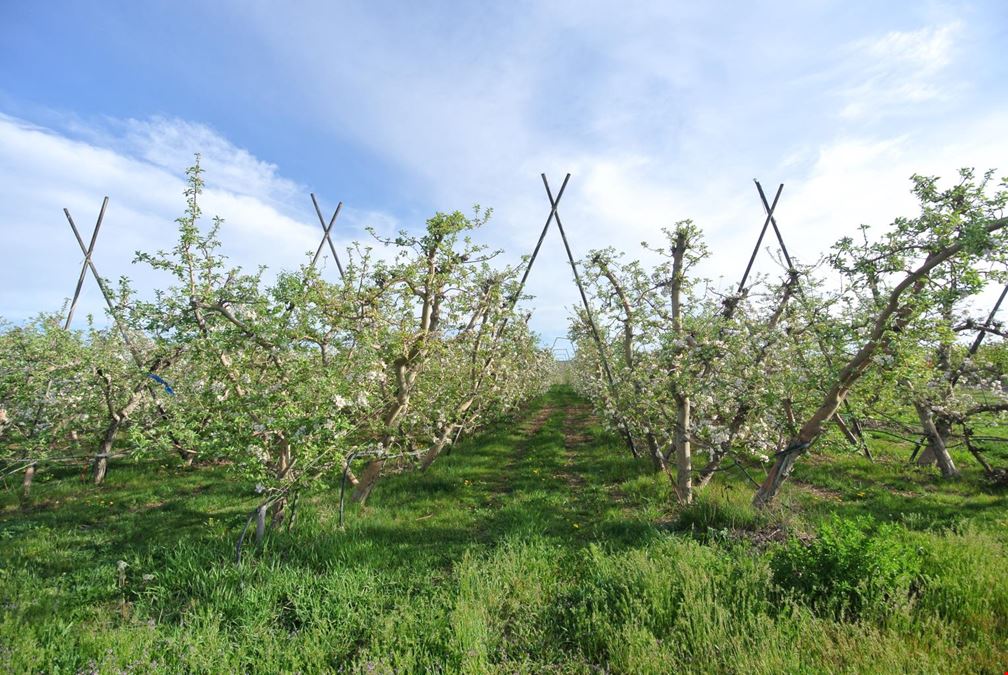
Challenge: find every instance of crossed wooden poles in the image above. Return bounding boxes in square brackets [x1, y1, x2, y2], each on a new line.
[309, 193, 345, 277]
[62, 197, 192, 466]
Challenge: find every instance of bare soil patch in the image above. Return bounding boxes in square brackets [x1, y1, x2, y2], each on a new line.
[790, 479, 842, 501]
[559, 403, 597, 490]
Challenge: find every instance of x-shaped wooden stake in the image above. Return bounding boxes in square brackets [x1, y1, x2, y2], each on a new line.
[737, 183, 784, 295]
[64, 200, 136, 355]
[755, 180, 796, 273]
[511, 173, 570, 303]
[63, 197, 109, 329]
[309, 193, 345, 277]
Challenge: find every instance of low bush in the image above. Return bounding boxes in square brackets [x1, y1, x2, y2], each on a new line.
[770, 515, 922, 621]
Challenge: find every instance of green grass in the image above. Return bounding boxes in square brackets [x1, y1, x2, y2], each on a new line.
[1, 386, 1007, 673]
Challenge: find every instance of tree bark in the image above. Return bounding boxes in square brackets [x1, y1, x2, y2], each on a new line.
[93, 420, 119, 485]
[352, 459, 385, 504]
[668, 230, 693, 504]
[21, 462, 36, 501]
[675, 395, 692, 504]
[913, 403, 958, 478]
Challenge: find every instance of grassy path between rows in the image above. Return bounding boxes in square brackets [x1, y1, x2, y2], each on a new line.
[1, 387, 1007, 673]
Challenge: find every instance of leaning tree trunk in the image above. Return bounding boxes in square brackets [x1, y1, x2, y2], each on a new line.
[270, 438, 293, 527]
[646, 432, 669, 473]
[913, 403, 958, 478]
[751, 220, 1007, 508]
[696, 275, 799, 489]
[696, 406, 749, 489]
[351, 458, 385, 505]
[915, 415, 952, 465]
[352, 392, 412, 505]
[915, 299, 957, 473]
[93, 387, 146, 485]
[420, 422, 461, 470]
[353, 248, 445, 504]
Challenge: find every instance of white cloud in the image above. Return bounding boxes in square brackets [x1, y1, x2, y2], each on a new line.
[2, 5, 1006, 342]
[837, 22, 962, 120]
[0, 114, 374, 325]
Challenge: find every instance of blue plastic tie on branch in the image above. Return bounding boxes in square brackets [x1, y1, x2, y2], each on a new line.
[148, 373, 175, 396]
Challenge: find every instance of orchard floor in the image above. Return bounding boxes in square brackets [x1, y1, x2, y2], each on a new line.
[1, 387, 1007, 673]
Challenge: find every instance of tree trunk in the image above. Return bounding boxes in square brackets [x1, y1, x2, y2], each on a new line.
[697, 401, 754, 490]
[915, 417, 950, 465]
[668, 229, 692, 504]
[697, 276, 799, 492]
[695, 452, 721, 489]
[421, 394, 478, 470]
[93, 454, 109, 485]
[962, 427, 994, 475]
[93, 419, 120, 485]
[676, 396, 692, 504]
[268, 439, 293, 527]
[21, 462, 36, 501]
[254, 504, 267, 546]
[753, 443, 803, 509]
[352, 459, 384, 504]
[420, 426, 456, 470]
[914, 403, 958, 478]
[93, 377, 149, 485]
[646, 431, 669, 473]
[270, 498, 287, 528]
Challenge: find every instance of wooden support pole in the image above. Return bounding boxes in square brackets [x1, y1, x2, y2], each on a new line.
[543, 173, 638, 458]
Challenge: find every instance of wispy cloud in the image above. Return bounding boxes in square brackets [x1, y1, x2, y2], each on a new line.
[837, 21, 963, 120]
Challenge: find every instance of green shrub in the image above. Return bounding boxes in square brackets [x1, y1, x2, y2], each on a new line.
[770, 516, 921, 621]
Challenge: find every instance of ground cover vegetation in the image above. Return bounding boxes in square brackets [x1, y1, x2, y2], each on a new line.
[1, 163, 1007, 672]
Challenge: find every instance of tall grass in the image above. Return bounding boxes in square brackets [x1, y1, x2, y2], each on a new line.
[1, 387, 1006, 673]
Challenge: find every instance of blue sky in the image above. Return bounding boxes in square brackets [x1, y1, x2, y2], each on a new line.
[2, 1, 1007, 343]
